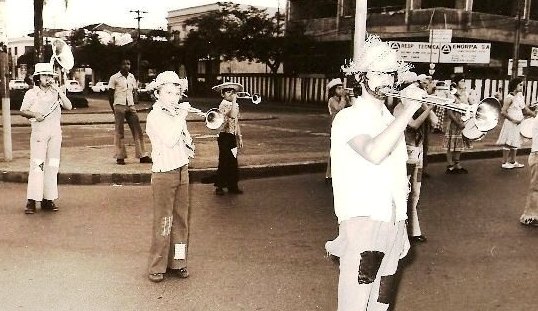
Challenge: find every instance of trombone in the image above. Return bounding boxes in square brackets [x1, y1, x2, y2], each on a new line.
[236, 91, 262, 104]
[381, 87, 500, 132]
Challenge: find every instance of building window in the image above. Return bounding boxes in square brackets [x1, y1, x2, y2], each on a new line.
[530, 0, 538, 20]
[422, 0, 456, 9]
[472, 0, 517, 16]
[290, 0, 338, 19]
[14, 47, 18, 56]
[343, 0, 406, 17]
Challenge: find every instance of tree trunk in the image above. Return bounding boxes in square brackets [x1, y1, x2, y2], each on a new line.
[34, 0, 44, 63]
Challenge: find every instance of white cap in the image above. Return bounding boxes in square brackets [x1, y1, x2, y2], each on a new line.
[147, 71, 188, 92]
[33, 63, 57, 76]
[417, 74, 432, 81]
[326, 78, 343, 91]
[212, 82, 244, 93]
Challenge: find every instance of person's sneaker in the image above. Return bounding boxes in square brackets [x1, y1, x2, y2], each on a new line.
[24, 200, 36, 214]
[148, 273, 164, 283]
[456, 167, 468, 174]
[41, 199, 58, 212]
[174, 268, 190, 279]
[512, 162, 525, 168]
[445, 165, 458, 174]
[215, 188, 225, 196]
[140, 156, 152, 164]
[501, 162, 515, 169]
[116, 159, 126, 165]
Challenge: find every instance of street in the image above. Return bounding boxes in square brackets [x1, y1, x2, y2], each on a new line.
[1, 156, 537, 311]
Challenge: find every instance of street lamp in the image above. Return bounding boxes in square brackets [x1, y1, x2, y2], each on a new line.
[129, 10, 147, 82]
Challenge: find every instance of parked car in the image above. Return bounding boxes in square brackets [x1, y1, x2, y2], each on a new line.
[91, 81, 109, 93]
[66, 80, 84, 93]
[9, 79, 30, 90]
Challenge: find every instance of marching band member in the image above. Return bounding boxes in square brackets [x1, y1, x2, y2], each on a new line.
[496, 77, 537, 169]
[325, 35, 421, 311]
[520, 113, 538, 226]
[394, 73, 436, 243]
[145, 71, 193, 282]
[325, 78, 351, 183]
[212, 82, 244, 195]
[20, 63, 72, 214]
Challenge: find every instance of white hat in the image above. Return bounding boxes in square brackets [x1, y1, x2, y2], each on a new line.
[147, 71, 188, 91]
[326, 78, 343, 91]
[212, 82, 244, 93]
[342, 35, 412, 76]
[417, 74, 432, 81]
[33, 63, 57, 76]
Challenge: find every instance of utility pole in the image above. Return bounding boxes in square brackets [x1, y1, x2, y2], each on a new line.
[353, 0, 367, 61]
[0, 0, 12, 161]
[129, 9, 147, 83]
[511, 0, 523, 79]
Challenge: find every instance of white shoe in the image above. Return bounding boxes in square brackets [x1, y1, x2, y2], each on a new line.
[512, 162, 525, 168]
[501, 162, 514, 169]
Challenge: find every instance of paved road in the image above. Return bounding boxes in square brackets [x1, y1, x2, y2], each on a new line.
[1, 156, 537, 310]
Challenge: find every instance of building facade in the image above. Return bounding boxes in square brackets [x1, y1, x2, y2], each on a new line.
[286, 0, 538, 78]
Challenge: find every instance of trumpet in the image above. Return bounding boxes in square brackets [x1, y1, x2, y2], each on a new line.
[236, 91, 262, 104]
[176, 105, 224, 130]
[381, 87, 501, 133]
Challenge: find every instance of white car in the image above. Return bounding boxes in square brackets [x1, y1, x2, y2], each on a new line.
[66, 80, 83, 93]
[9, 79, 30, 90]
[91, 81, 109, 93]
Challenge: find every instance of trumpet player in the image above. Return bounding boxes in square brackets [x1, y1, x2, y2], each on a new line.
[325, 35, 421, 311]
[145, 71, 193, 282]
[212, 82, 245, 195]
[19, 63, 72, 214]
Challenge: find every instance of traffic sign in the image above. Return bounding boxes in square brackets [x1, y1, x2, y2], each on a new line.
[389, 41, 491, 64]
[531, 47, 538, 67]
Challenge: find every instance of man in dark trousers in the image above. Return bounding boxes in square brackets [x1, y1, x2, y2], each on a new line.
[108, 59, 152, 165]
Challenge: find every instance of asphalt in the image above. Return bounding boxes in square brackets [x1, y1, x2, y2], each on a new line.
[0, 95, 532, 185]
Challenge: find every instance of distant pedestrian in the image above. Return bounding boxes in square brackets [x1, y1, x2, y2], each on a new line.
[145, 71, 193, 282]
[325, 35, 417, 311]
[520, 113, 538, 227]
[212, 82, 244, 195]
[108, 59, 152, 165]
[496, 77, 536, 169]
[444, 74, 470, 174]
[19, 63, 72, 214]
[325, 78, 350, 183]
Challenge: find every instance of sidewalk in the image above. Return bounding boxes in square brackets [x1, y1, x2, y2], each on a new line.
[0, 96, 531, 185]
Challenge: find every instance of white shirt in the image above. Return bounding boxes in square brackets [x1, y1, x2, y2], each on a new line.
[531, 115, 538, 152]
[20, 87, 61, 132]
[108, 72, 137, 106]
[146, 102, 192, 173]
[330, 99, 409, 223]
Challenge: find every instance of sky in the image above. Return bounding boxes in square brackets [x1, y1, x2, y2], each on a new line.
[3, 0, 282, 38]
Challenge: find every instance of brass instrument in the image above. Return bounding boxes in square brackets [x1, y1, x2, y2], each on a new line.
[236, 91, 262, 104]
[176, 105, 224, 130]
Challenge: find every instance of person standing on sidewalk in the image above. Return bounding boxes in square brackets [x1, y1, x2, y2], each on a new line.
[212, 82, 244, 195]
[19, 63, 72, 214]
[145, 71, 193, 282]
[520, 113, 538, 227]
[443, 74, 470, 174]
[325, 35, 420, 311]
[108, 59, 152, 165]
[325, 78, 351, 184]
[496, 77, 536, 169]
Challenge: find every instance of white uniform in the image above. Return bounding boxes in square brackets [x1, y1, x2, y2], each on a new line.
[20, 87, 62, 201]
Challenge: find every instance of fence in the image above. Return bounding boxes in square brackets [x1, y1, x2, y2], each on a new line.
[193, 74, 538, 106]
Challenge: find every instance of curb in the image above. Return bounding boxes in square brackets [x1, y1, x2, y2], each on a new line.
[0, 148, 530, 186]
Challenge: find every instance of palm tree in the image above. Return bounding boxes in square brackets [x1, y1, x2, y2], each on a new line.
[34, 0, 68, 63]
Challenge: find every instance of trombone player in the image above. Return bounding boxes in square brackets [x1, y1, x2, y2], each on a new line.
[20, 63, 72, 214]
[211, 82, 245, 195]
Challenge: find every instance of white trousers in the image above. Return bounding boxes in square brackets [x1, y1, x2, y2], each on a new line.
[27, 130, 62, 201]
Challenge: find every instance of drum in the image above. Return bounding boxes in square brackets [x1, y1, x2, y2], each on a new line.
[462, 119, 486, 141]
[519, 118, 535, 139]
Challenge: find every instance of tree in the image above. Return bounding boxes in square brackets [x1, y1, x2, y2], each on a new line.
[183, 2, 313, 74]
